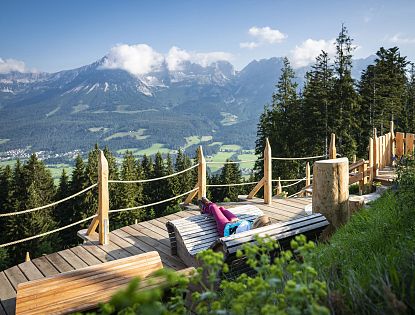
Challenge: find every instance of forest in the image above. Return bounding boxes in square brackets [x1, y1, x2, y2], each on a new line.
[1, 24, 415, 269]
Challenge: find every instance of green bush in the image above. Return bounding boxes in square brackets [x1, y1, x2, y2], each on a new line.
[88, 236, 329, 315]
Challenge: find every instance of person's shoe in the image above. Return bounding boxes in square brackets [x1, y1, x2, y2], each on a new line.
[197, 199, 204, 212]
[201, 197, 210, 204]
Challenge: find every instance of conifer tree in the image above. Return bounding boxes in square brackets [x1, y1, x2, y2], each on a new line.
[406, 63, 415, 132]
[141, 154, 154, 207]
[54, 169, 71, 246]
[82, 145, 100, 222]
[6, 155, 59, 264]
[302, 51, 335, 156]
[332, 24, 358, 158]
[151, 152, 170, 216]
[0, 166, 13, 243]
[219, 159, 241, 201]
[175, 149, 194, 194]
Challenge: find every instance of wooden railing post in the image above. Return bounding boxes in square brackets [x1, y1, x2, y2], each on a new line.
[197, 146, 206, 199]
[395, 132, 405, 158]
[369, 137, 374, 183]
[390, 121, 395, 164]
[305, 162, 311, 196]
[358, 162, 367, 195]
[329, 133, 336, 159]
[25, 252, 30, 262]
[85, 150, 109, 245]
[276, 177, 282, 195]
[373, 128, 378, 176]
[98, 151, 109, 245]
[264, 138, 272, 204]
[405, 133, 414, 155]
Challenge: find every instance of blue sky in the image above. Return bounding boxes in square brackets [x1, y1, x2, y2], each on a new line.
[0, 0, 414, 73]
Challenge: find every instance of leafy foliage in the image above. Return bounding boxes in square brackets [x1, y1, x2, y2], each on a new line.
[85, 235, 329, 315]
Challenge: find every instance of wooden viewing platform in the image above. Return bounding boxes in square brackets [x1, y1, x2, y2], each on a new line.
[0, 196, 311, 315]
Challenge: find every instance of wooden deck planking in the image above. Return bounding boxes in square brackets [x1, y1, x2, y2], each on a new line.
[0, 197, 316, 315]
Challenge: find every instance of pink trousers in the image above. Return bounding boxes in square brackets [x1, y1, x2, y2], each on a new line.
[204, 202, 238, 237]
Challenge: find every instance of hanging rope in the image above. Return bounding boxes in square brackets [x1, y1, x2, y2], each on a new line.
[109, 188, 198, 213]
[271, 154, 327, 161]
[281, 178, 306, 188]
[206, 181, 260, 187]
[0, 215, 97, 248]
[206, 158, 262, 165]
[108, 164, 199, 184]
[271, 176, 313, 183]
[0, 183, 98, 217]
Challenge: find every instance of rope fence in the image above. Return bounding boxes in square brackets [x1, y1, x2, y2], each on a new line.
[206, 181, 260, 188]
[206, 159, 262, 165]
[281, 178, 306, 188]
[0, 215, 97, 248]
[109, 188, 198, 213]
[271, 154, 327, 161]
[0, 183, 98, 218]
[108, 164, 199, 184]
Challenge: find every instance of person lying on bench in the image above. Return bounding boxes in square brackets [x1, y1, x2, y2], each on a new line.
[198, 197, 271, 237]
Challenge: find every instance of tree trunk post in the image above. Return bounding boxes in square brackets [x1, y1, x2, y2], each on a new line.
[369, 137, 374, 183]
[358, 162, 367, 195]
[264, 138, 272, 204]
[25, 252, 30, 262]
[197, 146, 206, 199]
[312, 157, 349, 231]
[305, 162, 311, 196]
[329, 133, 336, 159]
[405, 133, 414, 155]
[395, 132, 405, 158]
[98, 150, 109, 245]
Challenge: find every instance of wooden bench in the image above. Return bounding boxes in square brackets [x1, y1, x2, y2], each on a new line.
[15, 251, 195, 315]
[166, 205, 264, 267]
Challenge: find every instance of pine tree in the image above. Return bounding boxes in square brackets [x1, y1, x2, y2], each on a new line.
[151, 152, 170, 217]
[406, 63, 415, 132]
[83, 145, 100, 223]
[219, 160, 241, 201]
[103, 146, 121, 215]
[164, 153, 181, 215]
[6, 154, 59, 264]
[141, 154, 154, 207]
[0, 166, 13, 243]
[302, 51, 335, 156]
[54, 169, 71, 246]
[175, 149, 194, 194]
[332, 24, 359, 158]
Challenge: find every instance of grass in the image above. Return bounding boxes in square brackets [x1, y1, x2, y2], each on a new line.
[46, 164, 74, 184]
[310, 185, 415, 314]
[0, 139, 10, 145]
[183, 135, 213, 149]
[237, 153, 258, 170]
[134, 143, 172, 156]
[206, 151, 236, 173]
[104, 129, 149, 141]
[88, 127, 109, 133]
[220, 112, 238, 126]
[220, 144, 241, 151]
[209, 142, 223, 147]
[0, 159, 20, 167]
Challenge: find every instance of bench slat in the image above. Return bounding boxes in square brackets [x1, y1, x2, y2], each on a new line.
[15, 252, 163, 315]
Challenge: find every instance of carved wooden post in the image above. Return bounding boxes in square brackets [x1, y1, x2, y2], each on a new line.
[405, 133, 414, 155]
[358, 162, 367, 195]
[264, 138, 272, 204]
[197, 146, 206, 199]
[97, 151, 109, 245]
[395, 132, 405, 158]
[305, 162, 311, 196]
[390, 121, 395, 163]
[369, 137, 374, 183]
[312, 157, 349, 230]
[373, 128, 378, 176]
[276, 177, 282, 195]
[329, 133, 336, 159]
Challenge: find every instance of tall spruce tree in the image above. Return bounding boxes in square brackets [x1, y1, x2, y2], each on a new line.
[332, 24, 358, 158]
[255, 57, 302, 183]
[151, 152, 170, 217]
[0, 166, 13, 244]
[54, 169, 71, 246]
[218, 159, 241, 201]
[6, 155, 59, 264]
[82, 145, 100, 223]
[406, 63, 415, 132]
[302, 51, 335, 156]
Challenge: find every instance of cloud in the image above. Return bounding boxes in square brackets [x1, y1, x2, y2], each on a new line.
[0, 57, 29, 74]
[290, 38, 336, 68]
[388, 33, 415, 44]
[240, 26, 287, 49]
[101, 44, 164, 76]
[239, 42, 259, 49]
[248, 26, 287, 44]
[101, 44, 233, 74]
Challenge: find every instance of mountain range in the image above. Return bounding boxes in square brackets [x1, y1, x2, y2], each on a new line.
[0, 55, 375, 157]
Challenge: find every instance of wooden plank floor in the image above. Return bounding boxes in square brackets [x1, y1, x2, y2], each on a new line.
[0, 197, 311, 315]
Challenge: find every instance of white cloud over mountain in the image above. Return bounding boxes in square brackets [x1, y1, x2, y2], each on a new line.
[240, 26, 287, 49]
[248, 26, 287, 44]
[290, 38, 336, 68]
[0, 57, 30, 74]
[101, 44, 233, 75]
